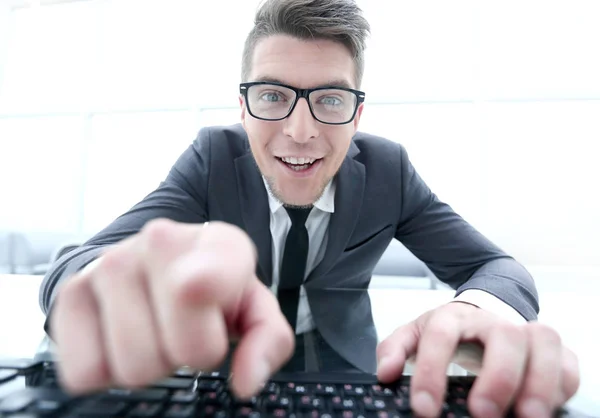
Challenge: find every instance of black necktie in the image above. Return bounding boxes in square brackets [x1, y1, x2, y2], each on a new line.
[278, 207, 312, 331]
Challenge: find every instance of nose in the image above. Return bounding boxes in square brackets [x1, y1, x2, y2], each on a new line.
[282, 97, 319, 143]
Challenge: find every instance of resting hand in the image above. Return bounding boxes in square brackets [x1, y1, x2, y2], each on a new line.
[376, 302, 580, 418]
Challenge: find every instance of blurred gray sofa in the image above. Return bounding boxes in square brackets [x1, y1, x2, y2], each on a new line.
[0, 230, 88, 275]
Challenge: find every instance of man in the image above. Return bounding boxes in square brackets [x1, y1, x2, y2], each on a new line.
[39, 0, 579, 417]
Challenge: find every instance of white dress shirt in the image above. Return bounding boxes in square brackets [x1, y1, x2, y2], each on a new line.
[263, 178, 526, 334]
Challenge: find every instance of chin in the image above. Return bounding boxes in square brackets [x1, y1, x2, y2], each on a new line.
[280, 193, 318, 208]
[269, 182, 320, 208]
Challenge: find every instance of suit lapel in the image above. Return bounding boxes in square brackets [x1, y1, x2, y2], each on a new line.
[307, 142, 365, 283]
[235, 152, 273, 286]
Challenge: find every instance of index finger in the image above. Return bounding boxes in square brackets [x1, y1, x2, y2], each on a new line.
[410, 312, 462, 418]
[228, 279, 295, 399]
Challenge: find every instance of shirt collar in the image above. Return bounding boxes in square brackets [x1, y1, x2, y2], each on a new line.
[263, 178, 336, 214]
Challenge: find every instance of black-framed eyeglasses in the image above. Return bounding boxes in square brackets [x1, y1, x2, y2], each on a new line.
[239, 81, 365, 125]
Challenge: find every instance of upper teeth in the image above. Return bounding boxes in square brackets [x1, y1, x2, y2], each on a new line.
[281, 157, 316, 165]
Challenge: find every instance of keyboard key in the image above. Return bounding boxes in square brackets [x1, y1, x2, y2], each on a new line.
[261, 382, 280, 395]
[152, 377, 196, 391]
[297, 395, 323, 410]
[392, 397, 411, 413]
[198, 379, 223, 392]
[342, 384, 366, 396]
[369, 385, 395, 397]
[297, 410, 333, 418]
[200, 405, 231, 418]
[338, 411, 365, 418]
[314, 384, 338, 396]
[444, 411, 471, 418]
[198, 370, 226, 379]
[164, 403, 197, 418]
[173, 367, 198, 378]
[375, 411, 403, 418]
[171, 390, 199, 404]
[235, 406, 262, 418]
[362, 396, 387, 411]
[331, 396, 355, 410]
[271, 408, 289, 417]
[202, 390, 229, 406]
[75, 399, 129, 416]
[128, 402, 163, 417]
[103, 388, 169, 402]
[265, 394, 292, 410]
[233, 395, 258, 407]
[293, 384, 309, 394]
[396, 385, 409, 396]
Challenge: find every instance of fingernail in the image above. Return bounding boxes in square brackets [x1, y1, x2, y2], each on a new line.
[522, 398, 550, 418]
[472, 398, 501, 418]
[412, 391, 437, 417]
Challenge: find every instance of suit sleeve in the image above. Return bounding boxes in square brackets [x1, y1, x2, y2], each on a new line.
[38, 128, 213, 319]
[394, 144, 539, 321]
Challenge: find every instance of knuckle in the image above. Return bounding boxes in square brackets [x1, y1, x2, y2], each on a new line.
[529, 322, 562, 345]
[492, 367, 520, 395]
[206, 222, 255, 256]
[58, 275, 87, 302]
[495, 321, 527, 344]
[426, 315, 456, 342]
[99, 247, 130, 275]
[141, 218, 176, 247]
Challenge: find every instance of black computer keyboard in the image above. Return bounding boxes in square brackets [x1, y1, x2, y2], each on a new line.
[0, 358, 578, 417]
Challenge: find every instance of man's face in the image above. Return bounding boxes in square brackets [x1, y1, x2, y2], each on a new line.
[240, 35, 364, 207]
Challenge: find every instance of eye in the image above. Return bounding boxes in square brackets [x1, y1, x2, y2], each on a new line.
[260, 92, 284, 102]
[319, 96, 342, 106]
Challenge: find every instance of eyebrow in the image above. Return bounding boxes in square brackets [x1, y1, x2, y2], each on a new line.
[253, 76, 354, 90]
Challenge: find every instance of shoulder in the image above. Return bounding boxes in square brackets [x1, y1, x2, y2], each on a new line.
[191, 123, 250, 159]
[351, 130, 408, 167]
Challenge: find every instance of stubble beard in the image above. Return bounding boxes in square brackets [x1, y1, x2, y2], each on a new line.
[264, 174, 331, 210]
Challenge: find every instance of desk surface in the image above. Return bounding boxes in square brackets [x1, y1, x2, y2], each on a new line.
[1, 274, 598, 416]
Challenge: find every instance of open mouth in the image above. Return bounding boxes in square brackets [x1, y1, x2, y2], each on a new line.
[277, 156, 322, 172]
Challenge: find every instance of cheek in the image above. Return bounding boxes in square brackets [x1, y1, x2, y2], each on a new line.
[326, 129, 354, 169]
[245, 120, 279, 162]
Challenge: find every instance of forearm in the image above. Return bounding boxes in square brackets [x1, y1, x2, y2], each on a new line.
[454, 258, 539, 321]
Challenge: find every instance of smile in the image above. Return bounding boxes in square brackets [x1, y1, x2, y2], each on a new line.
[278, 156, 318, 171]
[275, 156, 323, 176]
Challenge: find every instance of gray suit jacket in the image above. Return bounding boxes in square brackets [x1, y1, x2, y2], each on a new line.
[39, 123, 539, 373]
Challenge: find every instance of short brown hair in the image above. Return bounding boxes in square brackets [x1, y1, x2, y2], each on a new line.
[241, 0, 371, 88]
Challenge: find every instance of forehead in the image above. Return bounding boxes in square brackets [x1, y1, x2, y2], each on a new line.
[250, 35, 357, 89]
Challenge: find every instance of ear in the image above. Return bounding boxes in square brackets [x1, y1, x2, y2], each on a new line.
[352, 102, 365, 134]
[239, 95, 247, 129]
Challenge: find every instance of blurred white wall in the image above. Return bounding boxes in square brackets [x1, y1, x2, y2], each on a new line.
[0, 0, 599, 272]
